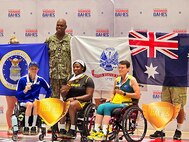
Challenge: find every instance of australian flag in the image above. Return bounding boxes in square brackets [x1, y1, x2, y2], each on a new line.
[129, 30, 189, 87]
[0, 43, 49, 95]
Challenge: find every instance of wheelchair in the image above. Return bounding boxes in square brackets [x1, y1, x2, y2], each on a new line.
[51, 101, 97, 142]
[11, 103, 46, 141]
[106, 99, 147, 142]
[89, 99, 147, 142]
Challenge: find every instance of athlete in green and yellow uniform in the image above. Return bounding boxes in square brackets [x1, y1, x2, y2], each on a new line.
[88, 60, 140, 141]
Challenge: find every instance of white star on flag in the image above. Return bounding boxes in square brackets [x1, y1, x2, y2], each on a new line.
[144, 63, 159, 79]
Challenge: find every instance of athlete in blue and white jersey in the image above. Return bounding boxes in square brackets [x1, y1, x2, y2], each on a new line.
[16, 74, 51, 103]
[15, 61, 51, 135]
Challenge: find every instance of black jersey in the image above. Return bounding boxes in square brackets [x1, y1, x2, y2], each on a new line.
[66, 74, 95, 99]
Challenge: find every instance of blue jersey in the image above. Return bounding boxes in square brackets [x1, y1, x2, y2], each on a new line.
[16, 74, 52, 103]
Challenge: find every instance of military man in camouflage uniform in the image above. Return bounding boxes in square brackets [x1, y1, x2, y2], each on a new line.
[45, 18, 72, 99]
[45, 18, 72, 133]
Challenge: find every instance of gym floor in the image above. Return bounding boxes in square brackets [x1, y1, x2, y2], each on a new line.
[0, 128, 189, 142]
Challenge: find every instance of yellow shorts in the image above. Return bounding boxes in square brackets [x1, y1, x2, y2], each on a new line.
[161, 86, 187, 108]
[78, 101, 87, 108]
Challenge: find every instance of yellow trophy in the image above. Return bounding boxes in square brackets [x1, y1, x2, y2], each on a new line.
[35, 98, 70, 126]
[9, 35, 19, 44]
[142, 102, 180, 132]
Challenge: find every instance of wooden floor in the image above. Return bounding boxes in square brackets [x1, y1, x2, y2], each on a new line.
[0, 129, 189, 142]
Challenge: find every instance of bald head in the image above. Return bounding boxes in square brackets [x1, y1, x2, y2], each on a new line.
[56, 18, 67, 35]
[57, 18, 66, 25]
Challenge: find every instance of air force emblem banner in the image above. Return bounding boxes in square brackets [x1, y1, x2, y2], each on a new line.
[0, 43, 49, 95]
[71, 36, 131, 91]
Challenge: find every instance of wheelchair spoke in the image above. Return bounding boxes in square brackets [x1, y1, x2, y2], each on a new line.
[122, 106, 147, 142]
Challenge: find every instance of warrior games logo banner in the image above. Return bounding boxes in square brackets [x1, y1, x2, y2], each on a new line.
[71, 36, 131, 91]
[0, 43, 49, 96]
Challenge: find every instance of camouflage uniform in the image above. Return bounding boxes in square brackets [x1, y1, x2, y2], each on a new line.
[45, 34, 72, 98]
[161, 86, 187, 108]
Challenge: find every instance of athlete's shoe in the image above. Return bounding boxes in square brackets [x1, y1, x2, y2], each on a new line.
[93, 131, 106, 141]
[87, 130, 98, 140]
[173, 129, 182, 140]
[30, 126, 38, 135]
[150, 131, 165, 139]
[22, 127, 29, 135]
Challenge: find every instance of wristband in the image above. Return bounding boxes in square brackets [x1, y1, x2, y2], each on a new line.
[123, 92, 126, 96]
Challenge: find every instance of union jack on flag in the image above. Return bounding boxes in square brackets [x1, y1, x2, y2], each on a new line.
[129, 30, 178, 59]
[129, 31, 189, 87]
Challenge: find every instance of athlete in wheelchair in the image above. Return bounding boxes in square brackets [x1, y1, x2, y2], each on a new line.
[88, 60, 147, 142]
[12, 61, 51, 140]
[52, 59, 95, 140]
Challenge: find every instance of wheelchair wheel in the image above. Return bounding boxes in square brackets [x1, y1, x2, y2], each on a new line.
[81, 136, 88, 142]
[39, 134, 44, 141]
[52, 133, 58, 141]
[122, 106, 147, 142]
[12, 134, 18, 141]
[83, 103, 97, 136]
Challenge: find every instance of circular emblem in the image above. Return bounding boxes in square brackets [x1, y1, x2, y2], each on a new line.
[100, 47, 119, 71]
[0, 50, 31, 90]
